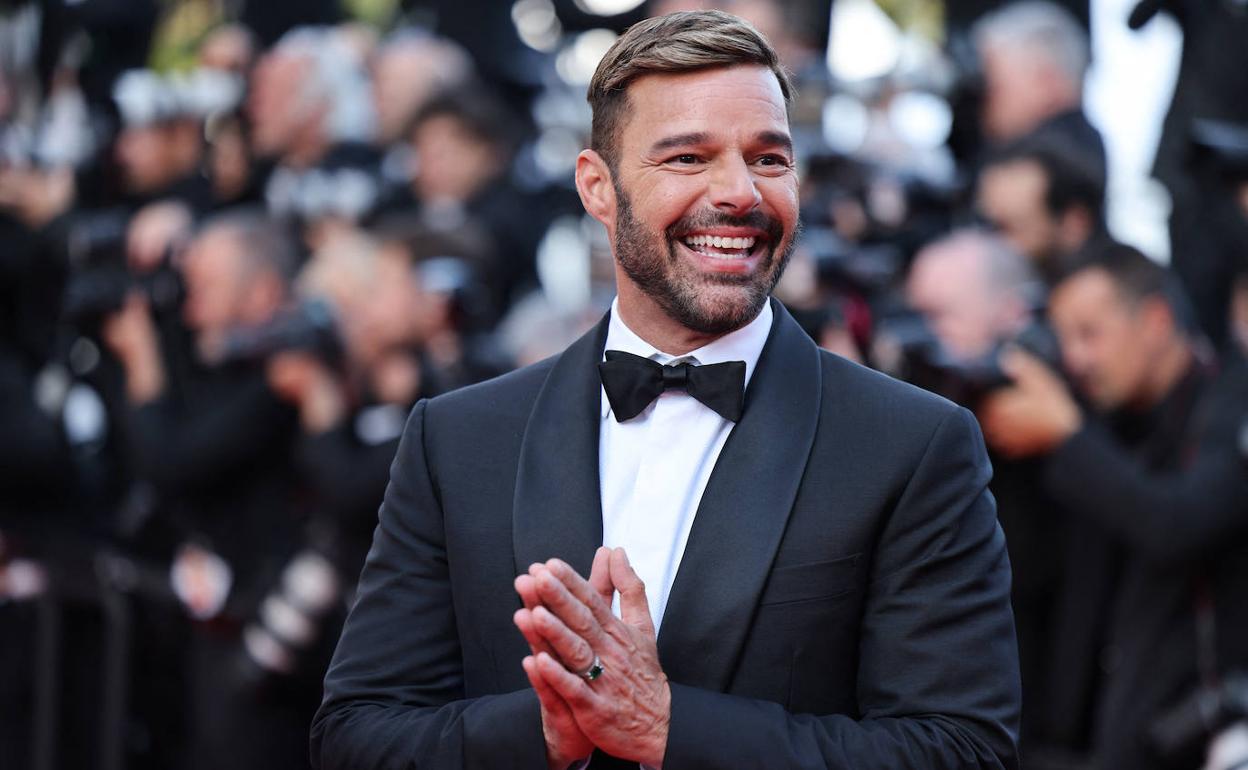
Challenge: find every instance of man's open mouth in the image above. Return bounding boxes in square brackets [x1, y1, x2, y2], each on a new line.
[677, 232, 765, 261]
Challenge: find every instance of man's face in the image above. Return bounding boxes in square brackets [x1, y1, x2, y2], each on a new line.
[906, 247, 1003, 361]
[181, 228, 249, 335]
[410, 114, 499, 205]
[248, 52, 312, 159]
[373, 47, 439, 145]
[604, 64, 799, 335]
[115, 124, 176, 194]
[355, 246, 426, 359]
[977, 159, 1060, 266]
[1049, 268, 1154, 411]
[980, 44, 1050, 143]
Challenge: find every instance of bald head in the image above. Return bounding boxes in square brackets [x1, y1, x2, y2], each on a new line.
[906, 230, 1037, 360]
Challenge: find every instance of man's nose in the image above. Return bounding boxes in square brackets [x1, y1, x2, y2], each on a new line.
[709, 157, 761, 214]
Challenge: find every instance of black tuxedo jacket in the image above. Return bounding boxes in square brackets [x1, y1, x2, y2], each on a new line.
[311, 301, 1021, 769]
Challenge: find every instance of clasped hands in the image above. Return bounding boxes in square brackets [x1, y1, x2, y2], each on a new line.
[513, 546, 670, 769]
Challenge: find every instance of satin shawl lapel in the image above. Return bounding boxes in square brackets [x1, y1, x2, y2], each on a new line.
[657, 300, 823, 690]
[512, 314, 610, 579]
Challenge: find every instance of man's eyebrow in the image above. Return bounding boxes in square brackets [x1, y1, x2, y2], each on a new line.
[754, 130, 793, 154]
[647, 130, 794, 155]
[649, 132, 711, 154]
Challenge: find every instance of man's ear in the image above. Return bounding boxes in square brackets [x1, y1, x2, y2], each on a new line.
[1057, 205, 1093, 253]
[242, 271, 286, 326]
[575, 149, 617, 235]
[1139, 294, 1177, 341]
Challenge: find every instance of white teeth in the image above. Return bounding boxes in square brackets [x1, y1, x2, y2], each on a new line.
[681, 234, 758, 254]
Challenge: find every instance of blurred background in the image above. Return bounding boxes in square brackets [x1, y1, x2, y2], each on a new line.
[1, 0, 1247, 768]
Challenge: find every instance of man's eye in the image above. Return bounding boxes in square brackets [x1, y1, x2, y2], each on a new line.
[756, 154, 790, 167]
[669, 154, 700, 165]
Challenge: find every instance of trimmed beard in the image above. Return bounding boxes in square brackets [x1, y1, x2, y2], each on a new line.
[612, 184, 796, 336]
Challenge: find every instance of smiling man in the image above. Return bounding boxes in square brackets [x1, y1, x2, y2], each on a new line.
[311, 11, 1020, 770]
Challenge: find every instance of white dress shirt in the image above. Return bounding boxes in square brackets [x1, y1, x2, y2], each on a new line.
[578, 300, 771, 769]
[598, 298, 773, 632]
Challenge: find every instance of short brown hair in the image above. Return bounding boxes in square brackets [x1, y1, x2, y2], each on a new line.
[587, 10, 793, 170]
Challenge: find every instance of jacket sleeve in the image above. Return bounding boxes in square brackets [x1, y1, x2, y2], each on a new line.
[1042, 418, 1248, 568]
[128, 376, 295, 494]
[663, 407, 1021, 770]
[310, 399, 546, 769]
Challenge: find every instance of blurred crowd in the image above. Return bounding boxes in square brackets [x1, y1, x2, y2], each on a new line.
[1, 0, 1247, 769]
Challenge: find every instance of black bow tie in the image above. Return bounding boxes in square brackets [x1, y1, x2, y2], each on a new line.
[598, 349, 746, 422]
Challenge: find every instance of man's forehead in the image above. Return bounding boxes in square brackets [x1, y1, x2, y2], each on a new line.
[616, 66, 788, 147]
[620, 65, 790, 130]
[1054, 269, 1123, 313]
[983, 159, 1047, 193]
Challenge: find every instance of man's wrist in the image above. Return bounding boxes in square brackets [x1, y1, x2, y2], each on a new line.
[636, 681, 671, 767]
[546, 748, 590, 770]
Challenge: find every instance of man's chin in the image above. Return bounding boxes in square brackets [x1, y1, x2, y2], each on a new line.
[665, 284, 770, 335]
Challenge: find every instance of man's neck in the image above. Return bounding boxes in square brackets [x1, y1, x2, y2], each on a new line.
[1137, 340, 1195, 411]
[614, 286, 752, 356]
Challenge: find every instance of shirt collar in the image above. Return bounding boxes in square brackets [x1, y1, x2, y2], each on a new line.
[600, 298, 774, 419]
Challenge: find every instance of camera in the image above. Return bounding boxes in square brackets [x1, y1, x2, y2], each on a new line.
[60, 209, 183, 327]
[214, 297, 343, 366]
[872, 308, 1060, 408]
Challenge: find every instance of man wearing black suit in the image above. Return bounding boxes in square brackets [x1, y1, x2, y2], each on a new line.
[311, 11, 1020, 769]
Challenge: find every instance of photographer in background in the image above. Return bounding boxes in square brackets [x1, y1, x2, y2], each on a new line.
[904, 229, 1067, 750]
[971, 0, 1105, 190]
[101, 207, 316, 770]
[979, 244, 1248, 769]
[369, 29, 474, 154]
[905, 229, 1039, 366]
[977, 133, 1107, 285]
[248, 25, 379, 246]
[110, 69, 212, 211]
[268, 231, 443, 585]
[392, 89, 546, 324]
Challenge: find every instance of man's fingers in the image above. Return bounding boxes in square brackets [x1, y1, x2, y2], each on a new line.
[535, 563, 611, 644]
[588, 546, 614, 609]
[609, 548, 655, 637]
[513, 608, 556, 658]
[515, 573, 542, 610]
[544, 559, 617, 631]
[522, 655, 575, 720]
[531, 605, 598, 674]
[1001, 347, 1054, 388]
[535, 651, 598, 712]
[515, 576, 552, 654]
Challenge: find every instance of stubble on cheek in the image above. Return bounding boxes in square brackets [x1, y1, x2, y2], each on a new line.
[612, 189, 796, 335]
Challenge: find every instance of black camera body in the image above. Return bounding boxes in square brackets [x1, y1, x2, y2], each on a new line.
[215, 298, 343, 367]
[60, 209, 183, 327]
[875, 311, 1061, 408]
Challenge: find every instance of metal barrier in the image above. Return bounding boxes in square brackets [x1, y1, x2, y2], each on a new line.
[4, 546, 176, 770]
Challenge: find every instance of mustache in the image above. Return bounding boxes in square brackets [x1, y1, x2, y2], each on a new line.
[665, 210, 785, 241]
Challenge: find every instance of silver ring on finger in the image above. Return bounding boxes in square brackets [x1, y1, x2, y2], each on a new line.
[577, 654, 605, 681]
